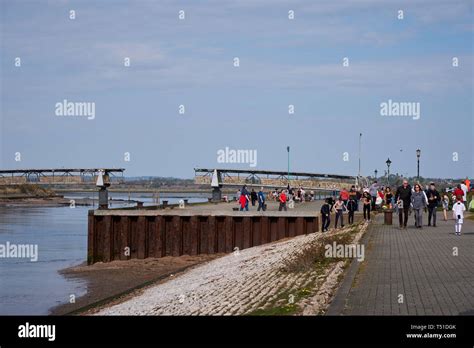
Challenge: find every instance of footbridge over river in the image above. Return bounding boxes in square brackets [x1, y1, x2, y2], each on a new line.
[194, 168, 366, 201]
[0, 168, 125, 185]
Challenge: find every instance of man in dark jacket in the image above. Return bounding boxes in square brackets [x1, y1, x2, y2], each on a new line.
[348, 185, 357, 210]
[250, 189, 257, 206]
[347, 197, 357, 224]
[395, 180, 412, 229]
[257, 187, 266, 211]
[320, 198, 331, 232]
[426, 182, 440, 227]
[327, 196, 336, 210]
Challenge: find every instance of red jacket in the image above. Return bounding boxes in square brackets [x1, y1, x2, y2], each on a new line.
[239, 194, 247, 208]
[279, 193, 287, 203]
[453, 188, 464, 200]
[340, 190, 349, 200]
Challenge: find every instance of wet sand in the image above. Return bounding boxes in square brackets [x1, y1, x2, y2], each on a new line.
[51, 254, 224, 315]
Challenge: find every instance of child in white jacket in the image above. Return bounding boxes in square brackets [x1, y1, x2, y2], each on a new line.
[452, 195, 466, 236]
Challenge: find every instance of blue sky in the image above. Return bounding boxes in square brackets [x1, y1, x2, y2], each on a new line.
[1, 0, 473, 178]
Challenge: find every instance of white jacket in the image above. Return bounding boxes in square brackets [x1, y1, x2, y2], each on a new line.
[452, 201, 466, 223]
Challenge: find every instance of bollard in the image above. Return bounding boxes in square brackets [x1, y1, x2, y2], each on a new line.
[384, 209, 393, 225]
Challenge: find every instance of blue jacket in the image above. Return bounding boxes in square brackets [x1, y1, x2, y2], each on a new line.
[258, 191, 265, 203]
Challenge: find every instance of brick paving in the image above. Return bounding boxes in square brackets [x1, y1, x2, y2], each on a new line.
[330, 212, 474, 315]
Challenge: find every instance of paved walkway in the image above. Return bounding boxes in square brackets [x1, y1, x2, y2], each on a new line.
[187, 200, 324, 213]
[329, 212, 474, 315]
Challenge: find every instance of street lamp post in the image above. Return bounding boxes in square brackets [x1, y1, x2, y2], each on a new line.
[386, 158, 392, 185]
[374, 169, 378, 180]
[358, 133, 362, 177]
[416, 149, 421, 180]
[287, 146, 290, 184]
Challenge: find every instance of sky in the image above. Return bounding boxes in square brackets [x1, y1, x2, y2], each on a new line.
[1, 0, 473, 179]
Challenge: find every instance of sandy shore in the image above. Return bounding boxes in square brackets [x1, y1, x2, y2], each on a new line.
[51, 254, 224, 315]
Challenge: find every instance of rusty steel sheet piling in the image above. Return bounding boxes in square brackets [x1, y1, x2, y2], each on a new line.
[87, 210, 319, 264]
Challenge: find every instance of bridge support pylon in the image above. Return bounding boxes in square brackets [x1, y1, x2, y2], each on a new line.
[210, 169, 223, 203]
[211, 187, 222, 203]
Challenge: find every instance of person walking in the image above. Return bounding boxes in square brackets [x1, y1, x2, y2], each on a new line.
[384, 187, 393, 209]
[257, 187, 266, 211]
[340, 187, 349, 206]
[395, 180, 412, 229]
[466, 178, 472, 210]
[288, 186, 294, 201]
[328, 196, 336, 211]
[300, 187, 306, 202]
[241, 185, 250, 210]
[320, 198, 331, 232]
[333, 197, 346, 228]
[347, 197, 357, 224]
[375, 188, 384, 210]
[356, 188, 362, 211]
[453, 184, 464, 201]
[348, 185, 358, 210]
[442, 193, 449, 221]
[250, 189, 257, 207]
[239, 192, 248, 211]
[369, 181, 379, 210]
[452, 195, 466, 236]
[278, 190, 288, 211]
[362, 191, 371, 221]
[460, 180, 468, 209]
[426, 182, 440, 227]
[411, 184, 427, 229]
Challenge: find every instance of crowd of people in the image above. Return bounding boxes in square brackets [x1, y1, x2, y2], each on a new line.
[319, 178, 471, 235]
[235, 178, 471, 235]
[236, 185, 318, 212]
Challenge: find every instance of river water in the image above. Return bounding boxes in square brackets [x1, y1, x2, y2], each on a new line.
[0, 192, 209, 315]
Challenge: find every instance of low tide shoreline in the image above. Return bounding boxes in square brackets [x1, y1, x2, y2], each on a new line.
[0, 196, 95, 207]
[51, 254, 224, 315]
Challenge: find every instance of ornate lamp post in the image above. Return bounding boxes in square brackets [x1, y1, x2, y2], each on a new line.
[386, 158, 392, 185]
[374, 169, 378, 180]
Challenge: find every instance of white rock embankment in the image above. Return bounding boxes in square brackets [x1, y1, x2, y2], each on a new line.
[95, 224, 366, 316]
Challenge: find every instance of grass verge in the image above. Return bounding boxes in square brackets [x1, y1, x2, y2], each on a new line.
[247, 223, 364, 316]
